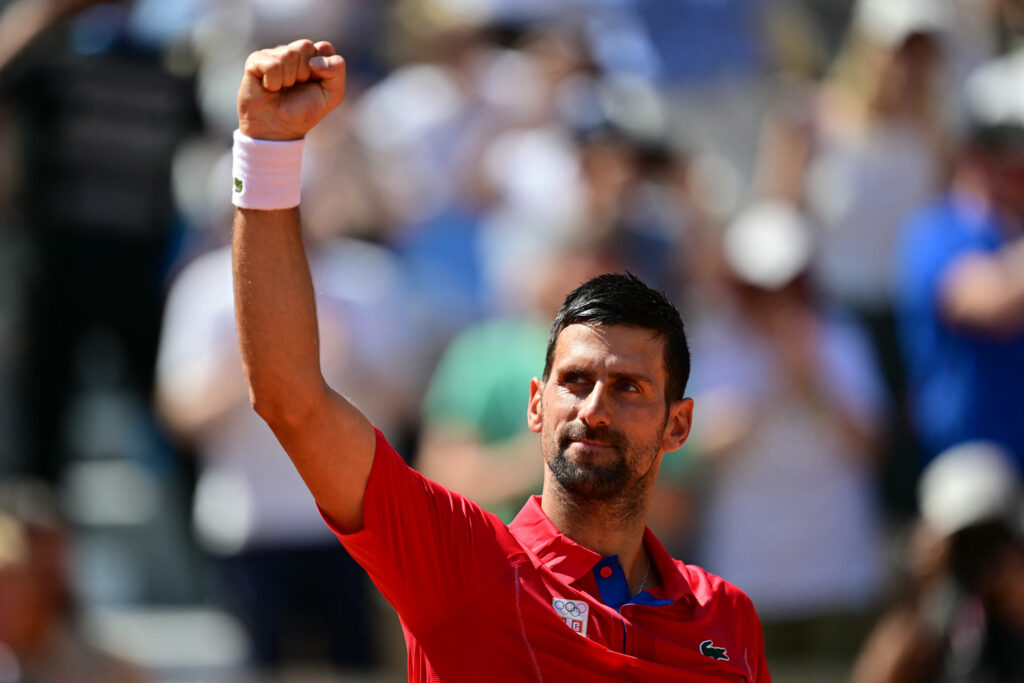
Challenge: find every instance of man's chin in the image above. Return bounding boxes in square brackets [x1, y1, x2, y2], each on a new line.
[550, 456, 627, 501]
[559, 481, 621, 502]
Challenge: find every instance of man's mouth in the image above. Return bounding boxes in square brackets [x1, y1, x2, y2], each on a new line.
[558, 424, 625, 454]
[571, 438, 611, 448]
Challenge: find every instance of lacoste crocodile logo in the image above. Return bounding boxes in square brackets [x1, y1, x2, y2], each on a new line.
[234, 178, 243, 193]
[700, 639, 729, 661]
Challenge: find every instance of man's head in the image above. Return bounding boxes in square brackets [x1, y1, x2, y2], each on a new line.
[961, 124, 1024, 224]
[0, 479, 70, 655]
[542, 273, 690, 402]
[959, 50, 1024, 224]
[529, 273, 693, 515]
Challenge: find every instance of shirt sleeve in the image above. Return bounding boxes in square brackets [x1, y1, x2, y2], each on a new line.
[897, 207, 980, 324]
[739, 590, 772, 683]
[324, 428, 519, 631]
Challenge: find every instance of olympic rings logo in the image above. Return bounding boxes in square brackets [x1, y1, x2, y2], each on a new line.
[552, 599, 588, 618]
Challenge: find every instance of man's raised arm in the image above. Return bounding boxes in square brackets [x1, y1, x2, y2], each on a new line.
[232, 39, 375, 532]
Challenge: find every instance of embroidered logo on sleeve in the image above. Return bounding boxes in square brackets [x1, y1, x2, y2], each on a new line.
[552, 598, 589, 637]
[234, 178, 243, 193]
[700, 639, 730, 661]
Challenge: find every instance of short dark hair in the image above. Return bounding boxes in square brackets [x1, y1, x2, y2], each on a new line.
[543, 272, 690, 401]
[966, 122, 1024, 156]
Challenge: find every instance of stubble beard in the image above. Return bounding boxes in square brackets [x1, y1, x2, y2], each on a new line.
[547, 421, 662, 510]
[549, 441, 627, 502]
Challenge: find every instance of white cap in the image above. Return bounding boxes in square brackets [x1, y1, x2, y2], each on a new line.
[854, 0, 950, 48]
[722, 200, 813, 290]
[918, 441, 1022, 535]
[963, 48, 1024, 129]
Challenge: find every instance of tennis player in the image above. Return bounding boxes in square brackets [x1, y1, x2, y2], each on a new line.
[231, 39, 770, 681]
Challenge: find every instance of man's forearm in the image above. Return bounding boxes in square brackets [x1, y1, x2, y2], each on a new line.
[941, 238, 1024, 337]
[233, 207, 324, 423]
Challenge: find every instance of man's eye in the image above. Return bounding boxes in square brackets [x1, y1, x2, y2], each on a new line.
[620, 382, 640, 393]
[563, 373, 589, 387]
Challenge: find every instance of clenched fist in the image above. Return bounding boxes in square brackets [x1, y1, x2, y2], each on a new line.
[237, 39, 346, 141]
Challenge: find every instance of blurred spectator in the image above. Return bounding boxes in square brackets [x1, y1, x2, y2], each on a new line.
[369, 5, 721, 339]
[803, 0, 949, 357]
[0, 0, 103, 75]
[356, 3, 534, 342]
[754, 0, 953, 422]
[852, 441, 1024, 682]
[895, 47, 1024, 470]
[361, 12, 597, 350]
[0, 478, 145, 682]
[558, 81, 706, 297]
[753, 0, 958, 516]
[416, 235, 620, 523]
[155, 113, 418, 673]
[476, 60, 718, 314]
[0, 0, 199, 482]
[689, 200, 886, 662]
[588, 0, 827, 218]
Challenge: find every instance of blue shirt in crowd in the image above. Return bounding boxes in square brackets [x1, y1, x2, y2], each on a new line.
[896, 194, 1024, 470]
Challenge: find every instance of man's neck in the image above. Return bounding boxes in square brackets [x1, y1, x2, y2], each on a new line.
[540, 483, 652, 588]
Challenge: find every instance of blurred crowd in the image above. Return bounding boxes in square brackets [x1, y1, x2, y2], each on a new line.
[0, 0, 1023, 681]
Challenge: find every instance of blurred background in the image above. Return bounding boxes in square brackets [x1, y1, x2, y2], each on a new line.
[1, 0, 1024, 681]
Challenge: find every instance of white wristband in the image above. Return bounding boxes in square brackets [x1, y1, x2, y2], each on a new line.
[231, 129, 305, 210]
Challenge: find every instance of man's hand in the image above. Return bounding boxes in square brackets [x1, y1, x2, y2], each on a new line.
[237, 39, 346, 141]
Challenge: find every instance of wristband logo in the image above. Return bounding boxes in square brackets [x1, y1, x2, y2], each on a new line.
[234, 178, 243, 193]
[552, 597, 589, 637]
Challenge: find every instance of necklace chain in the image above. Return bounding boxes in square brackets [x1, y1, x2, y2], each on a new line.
[635, 554, 651, 595]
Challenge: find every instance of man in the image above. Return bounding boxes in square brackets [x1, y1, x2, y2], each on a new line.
[232, 39, 769, 681]
[895, 48, 1024, 471]
[0, 479, 146, 682]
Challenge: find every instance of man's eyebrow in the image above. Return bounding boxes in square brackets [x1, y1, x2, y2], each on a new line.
[554, 366, 655, 386]
[608, 371, 655, 386]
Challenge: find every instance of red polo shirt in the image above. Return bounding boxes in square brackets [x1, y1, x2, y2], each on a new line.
[331, 429, 770, 681]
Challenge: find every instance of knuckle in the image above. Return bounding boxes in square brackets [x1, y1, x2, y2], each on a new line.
[245, 51, 267, 70]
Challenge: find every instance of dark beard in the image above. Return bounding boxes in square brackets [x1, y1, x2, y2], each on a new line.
[548, 423, 631, 501]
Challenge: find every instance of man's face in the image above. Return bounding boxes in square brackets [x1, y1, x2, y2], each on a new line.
[527, 324, 692, 503]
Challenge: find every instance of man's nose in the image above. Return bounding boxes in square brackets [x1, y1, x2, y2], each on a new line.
[578, 383, 611, 427]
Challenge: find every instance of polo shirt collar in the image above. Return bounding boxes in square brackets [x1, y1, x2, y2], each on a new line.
[509, 495, 696, 608]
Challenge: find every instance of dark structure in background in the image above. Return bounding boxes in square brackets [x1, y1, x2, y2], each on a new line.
[1, 2, 199, 482]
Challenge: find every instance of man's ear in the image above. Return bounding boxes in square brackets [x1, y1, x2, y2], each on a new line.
[527, 377, 544, 434]
[662, 397, 693, 452]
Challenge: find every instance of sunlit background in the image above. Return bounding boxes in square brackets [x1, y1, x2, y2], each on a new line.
[1, 0, 1024, 681]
